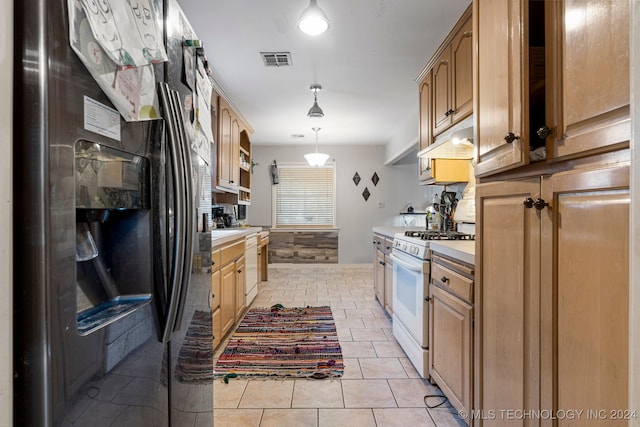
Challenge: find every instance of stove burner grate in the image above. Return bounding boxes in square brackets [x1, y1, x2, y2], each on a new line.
[404, 230, 475, 241]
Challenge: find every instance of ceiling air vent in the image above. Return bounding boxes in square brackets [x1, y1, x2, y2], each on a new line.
[260, 52, 292, 67]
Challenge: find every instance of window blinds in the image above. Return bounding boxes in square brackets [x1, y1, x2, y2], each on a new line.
[274, 165, 335, 228]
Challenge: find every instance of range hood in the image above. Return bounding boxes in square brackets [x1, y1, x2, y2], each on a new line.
[417, 115, 474, 160]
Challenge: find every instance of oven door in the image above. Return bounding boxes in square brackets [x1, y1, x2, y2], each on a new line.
[390, 251, 429, 346]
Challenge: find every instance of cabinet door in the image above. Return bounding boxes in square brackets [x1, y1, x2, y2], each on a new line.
[474, 0, 528, 177]
[220, 262, 236, 336]
[429, 284, 472, 415]
[375, 249, 385, 305]
[432, 46, 452, 136]
[384, 256, 393, 315]
[475, 178, 541, 425]
[218, 100, 232, 187]
[419, 70, 433, 151]
[211, 268, 221, 311]
[231, 118, 240, 187]
[212, 308, 221, 350]
[540, 165, 629, 423]
[546, 1, 630, 161]
[450, 16, 473, 124]
[235, 255, 246, 320]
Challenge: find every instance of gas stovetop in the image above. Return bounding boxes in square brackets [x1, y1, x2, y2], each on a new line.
[392, 230, 475, 260]
[403, 230, 475, 241]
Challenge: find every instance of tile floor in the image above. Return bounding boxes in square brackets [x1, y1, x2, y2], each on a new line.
[212, 264, 466, 427]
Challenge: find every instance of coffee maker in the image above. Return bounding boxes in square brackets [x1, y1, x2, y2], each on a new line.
[212, 207, 225, 228]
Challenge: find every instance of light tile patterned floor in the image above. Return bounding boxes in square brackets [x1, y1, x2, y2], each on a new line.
[213, 264, 467, 427]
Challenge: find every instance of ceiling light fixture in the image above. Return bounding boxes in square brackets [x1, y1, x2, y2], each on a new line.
[297, 0, 330, 36]
[304, 127, 330, 167]
[307, 84, 324, 118]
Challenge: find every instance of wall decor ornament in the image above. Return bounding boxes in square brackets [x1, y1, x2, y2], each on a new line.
[362, 187, 370, 201]
[371, 172, 379, 186]
[352, 172, 361, 186]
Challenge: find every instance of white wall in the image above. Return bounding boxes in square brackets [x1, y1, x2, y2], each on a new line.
[0, 0, 13, 424]
[630, 1, 639, 423]
[248, 144, 450, 264]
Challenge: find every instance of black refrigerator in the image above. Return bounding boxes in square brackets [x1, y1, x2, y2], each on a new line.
[13, 0, 215, 425]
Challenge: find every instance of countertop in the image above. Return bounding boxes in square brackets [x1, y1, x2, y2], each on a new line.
[429, 240, 475, 265]
[372, 226, 422, 239]
[210, 226, 263, 247]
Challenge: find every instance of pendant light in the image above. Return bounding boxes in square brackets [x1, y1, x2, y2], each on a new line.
[297, 0, 330, 36]
[307, 84, 324, 118]
[304, 127, 330, 166]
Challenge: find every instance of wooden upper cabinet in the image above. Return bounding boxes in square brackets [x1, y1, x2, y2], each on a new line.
[432, 11, 473, 138]
[475, 0, 630, 178]
[432, 46, 452, 136]
[231, 117, 240, 186]
[217, 98, 236, 190]
[450, 16, 473, 124]
[418, 71, 434, 182]
[474, 0, 528, 178]
[216, 97, 253, 196]
[419, 70, 433, 151]
[545, 0, 630, 162]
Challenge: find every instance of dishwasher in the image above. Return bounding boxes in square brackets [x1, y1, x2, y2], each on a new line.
[245, 233, 259, 306]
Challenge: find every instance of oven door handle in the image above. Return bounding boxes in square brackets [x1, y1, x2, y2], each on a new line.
[389, 253, 424, 273]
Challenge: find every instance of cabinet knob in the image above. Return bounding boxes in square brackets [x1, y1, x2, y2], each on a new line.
[441, 276, 449, 283]
[504, 132, 520, 144]
[536, 126, 551, 139]
[534, 198, 549, 211]
[444, 109, 455, 117]
[523, 197, 534, 209]
[379, 261, 385, 266]
[237, 269, 242, 273]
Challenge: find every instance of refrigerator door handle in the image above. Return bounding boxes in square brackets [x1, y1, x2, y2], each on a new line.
[170, 89, 195, 333]
[158, 83, 186, 343]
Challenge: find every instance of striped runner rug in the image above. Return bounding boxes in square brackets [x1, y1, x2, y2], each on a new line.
[214, 305, 344, 379]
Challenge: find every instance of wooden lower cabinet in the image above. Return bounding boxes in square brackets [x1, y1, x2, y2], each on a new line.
[375, 249, 385, 305]
[212, 307, 221, 350]
[430, 284, 472, 417]
[384, 256, 393, 315]
[235, 255, 246, 320]
[220, 261, 236, 337]
[211, 267, 222, 349]
[475, 164, 629, 426]
[541, 166, 629, 425]
[373, 234, 394, 315]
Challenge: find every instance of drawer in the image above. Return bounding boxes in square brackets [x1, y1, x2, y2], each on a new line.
[431, 261, 473, 302]
[383, 238, 394, 255]
[220, 240, 245, 265]
[211, 249, 221, 271]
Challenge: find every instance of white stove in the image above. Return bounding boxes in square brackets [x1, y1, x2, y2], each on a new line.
[390, 229, 474, 379]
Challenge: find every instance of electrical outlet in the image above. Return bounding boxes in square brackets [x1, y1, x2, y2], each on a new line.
[378, 202, 385, 208]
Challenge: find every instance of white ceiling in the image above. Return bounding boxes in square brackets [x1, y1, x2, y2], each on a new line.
[178, 0, 471, 148]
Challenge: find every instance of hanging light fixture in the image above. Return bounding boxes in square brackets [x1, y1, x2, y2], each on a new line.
[297, 0, 330, 36]
[307, 84, 324, 118]
[305, 127, 330, 166]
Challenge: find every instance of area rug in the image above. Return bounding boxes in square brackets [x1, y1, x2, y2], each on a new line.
[174, 310, 214, 384]
[214, 305, 344, 379]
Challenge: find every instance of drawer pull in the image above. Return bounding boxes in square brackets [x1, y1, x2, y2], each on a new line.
[441, 276, 449, 284]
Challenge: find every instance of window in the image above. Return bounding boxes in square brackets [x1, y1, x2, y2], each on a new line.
[273, 164, 336, 228]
